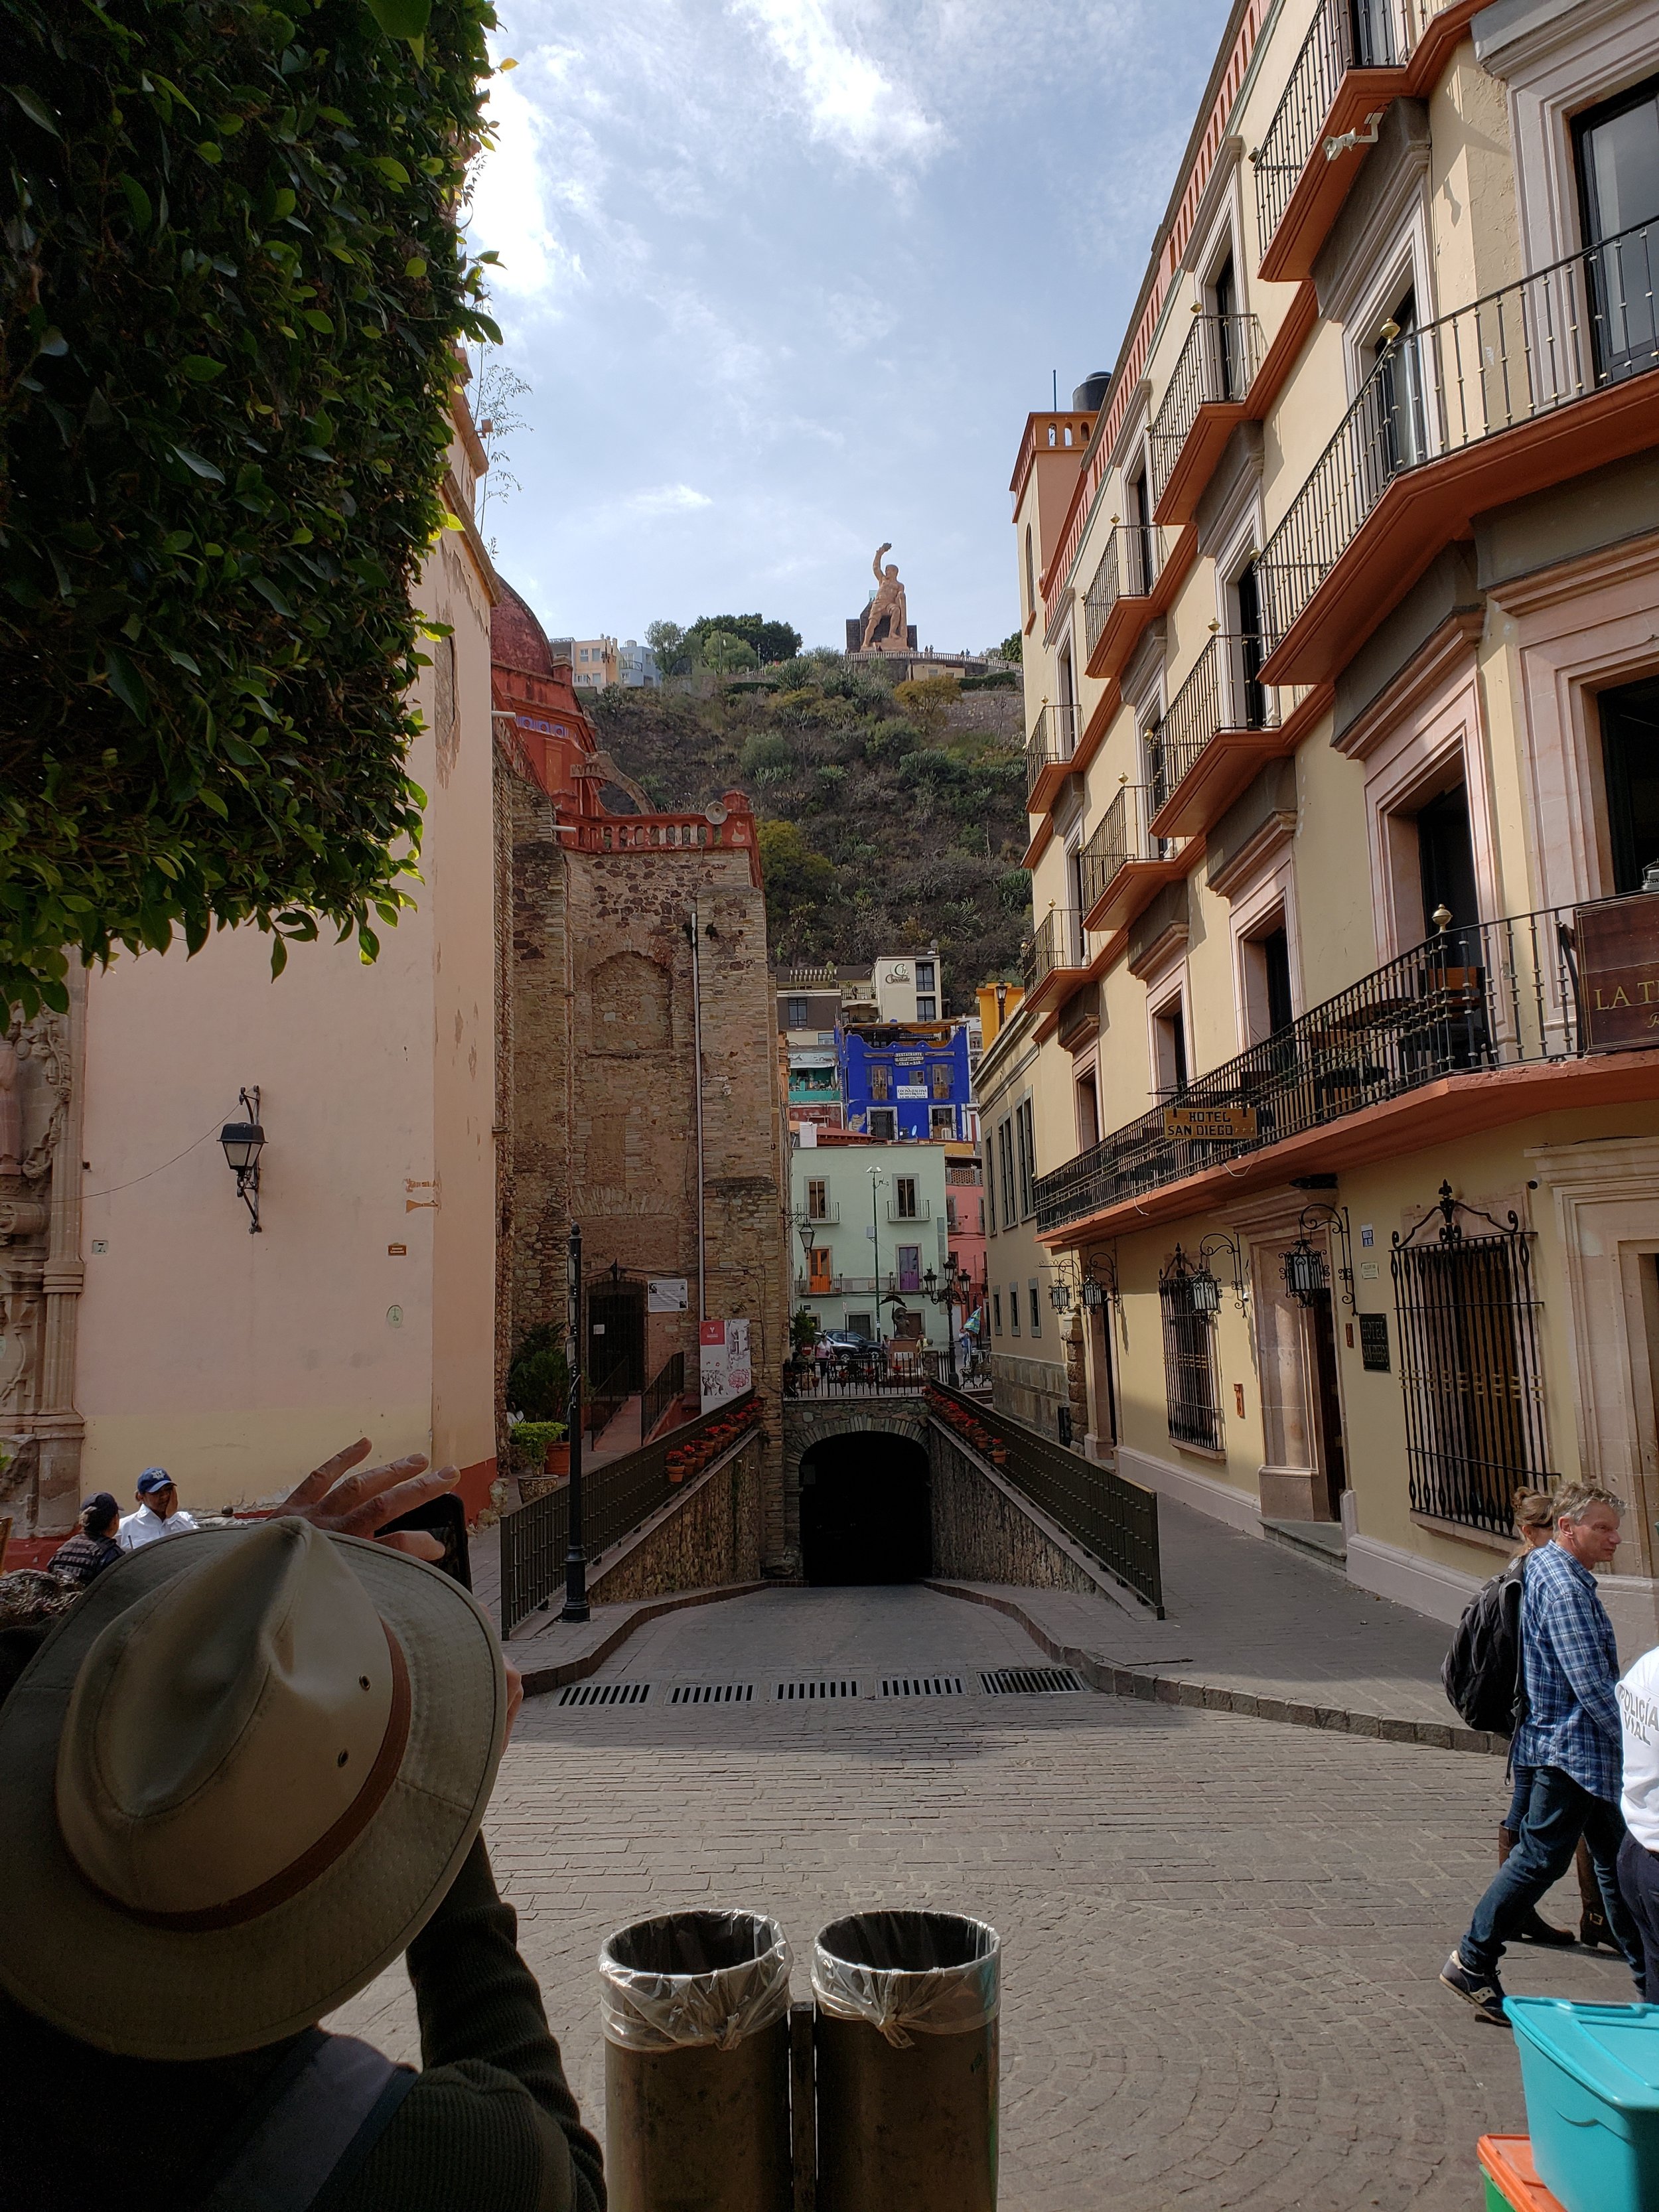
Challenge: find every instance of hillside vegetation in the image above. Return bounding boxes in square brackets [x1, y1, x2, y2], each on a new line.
[591, 657, 1032, 1009]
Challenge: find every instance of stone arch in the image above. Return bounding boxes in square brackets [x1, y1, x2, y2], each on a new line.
[587, 951, 672, 1057]
[780, 1401, 929, 1568]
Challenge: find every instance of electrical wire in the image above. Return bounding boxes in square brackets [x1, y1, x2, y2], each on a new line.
[81, 1116, 229, 1202]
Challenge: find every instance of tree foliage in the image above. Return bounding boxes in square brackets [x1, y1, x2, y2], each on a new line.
[0, 0, 500, 1014]
[998, 630, 1022, 663]
[683, 611, 800, 668]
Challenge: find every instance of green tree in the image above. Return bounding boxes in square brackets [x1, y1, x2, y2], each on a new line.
[893, 674, 960, 737]
[644, 618, 689, 676]
[0, 0, 498, 1015]
[998, 630, 1023, 664]
[684, 611, 801, 667]
[757, 817, 833, 942]
[695, 628, 757, 674]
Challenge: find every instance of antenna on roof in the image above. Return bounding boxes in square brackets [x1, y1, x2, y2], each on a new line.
[1051, 368, 1058, 409]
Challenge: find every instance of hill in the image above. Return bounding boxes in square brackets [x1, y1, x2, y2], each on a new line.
[590, 659, 1033, 1011]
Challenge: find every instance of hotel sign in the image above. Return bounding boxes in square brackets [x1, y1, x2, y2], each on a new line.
[1575, 893, 1659, 1055]
[1162, 1104, 1258, 1142]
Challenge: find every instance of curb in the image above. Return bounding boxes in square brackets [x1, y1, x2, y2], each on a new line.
[516, 1581, 766, 1698]
[924, 1579, 1505, 1758]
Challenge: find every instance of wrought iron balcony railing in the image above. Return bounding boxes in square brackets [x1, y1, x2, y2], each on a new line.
[1147, 633, 1288, 810]
[1148, 312, 1263, 504]
[1077, 783, 1169, 917]
[1082, 523, 1165, 660]
[1025, 701, 1082, 798]
[1257, 220, 1659, 656]
[1251, 0, 1437, 252]
[1023, 907, 1086, 995]
[1035, 898, 1632, 1234]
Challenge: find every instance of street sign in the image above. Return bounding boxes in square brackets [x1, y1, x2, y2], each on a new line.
[1161, 1104, 1258, 1141]
[648, 1276, 689, 1312]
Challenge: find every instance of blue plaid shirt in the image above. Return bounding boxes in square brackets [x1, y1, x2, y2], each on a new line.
[1513, 1540, 1623, 1802]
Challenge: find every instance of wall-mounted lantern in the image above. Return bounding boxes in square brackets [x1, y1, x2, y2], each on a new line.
[218, 1086, 264, 1234]
[1192, 1229, 1248, 1315]
[1281, 1203, 1354, 1310]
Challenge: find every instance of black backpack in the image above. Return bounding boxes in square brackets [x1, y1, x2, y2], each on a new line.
[1441, 1554, 1528, 1734]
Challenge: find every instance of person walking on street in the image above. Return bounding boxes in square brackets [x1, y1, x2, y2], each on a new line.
[1493, 1491, 1576, 1949]
[115, 1467, 199, 1552]
[46, 1495, 123, 1589]
[1441, 1484, 1642, 2024]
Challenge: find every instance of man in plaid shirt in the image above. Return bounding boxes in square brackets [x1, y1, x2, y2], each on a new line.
[1443, 1483, 1642, 2025]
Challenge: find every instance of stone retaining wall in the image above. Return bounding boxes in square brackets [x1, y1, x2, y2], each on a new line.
[587, 1434, 763, 1602]
[927, 1427, 1104, 1593]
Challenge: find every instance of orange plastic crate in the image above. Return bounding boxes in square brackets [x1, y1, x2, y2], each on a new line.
[1478, 2136, 1568, 2212]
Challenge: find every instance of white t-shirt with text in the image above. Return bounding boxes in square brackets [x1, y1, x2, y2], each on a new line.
[1617, 1645, 1659, 1852]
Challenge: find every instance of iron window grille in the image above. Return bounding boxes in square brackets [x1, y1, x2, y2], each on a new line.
[1390, 1183, 1555, 1536]
[1160, 1246, 1224, 1452]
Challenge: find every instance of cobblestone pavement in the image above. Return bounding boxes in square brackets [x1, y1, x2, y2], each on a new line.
[335, 1584, 1630, 2210]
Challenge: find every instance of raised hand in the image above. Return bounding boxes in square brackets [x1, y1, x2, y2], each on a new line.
[279, 1438, 459, 1562]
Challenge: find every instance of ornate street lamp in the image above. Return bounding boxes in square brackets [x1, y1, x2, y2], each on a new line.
[1281, 1203, 1354, 1311]
[920, 1262, 972, 1386]
[218, 1086, 265, 1234]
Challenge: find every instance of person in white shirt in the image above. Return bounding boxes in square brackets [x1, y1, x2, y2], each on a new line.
[117, 1467, 200, 1552]
[1617, 1643, 1659, 1998]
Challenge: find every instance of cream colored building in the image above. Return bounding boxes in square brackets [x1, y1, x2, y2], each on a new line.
[1005, 0, 1659, 1641]
[1, 397, 502, 1531]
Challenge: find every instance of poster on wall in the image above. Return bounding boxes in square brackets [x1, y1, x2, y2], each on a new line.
[699, 1317, 753, 1410]
[648, 1277, 689, 1312]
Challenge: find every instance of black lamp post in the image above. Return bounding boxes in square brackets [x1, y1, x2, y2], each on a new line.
[218, 1086, 265, 1234]
[922, 1262, 971, 1386]
[561, 1222, 589, 1622]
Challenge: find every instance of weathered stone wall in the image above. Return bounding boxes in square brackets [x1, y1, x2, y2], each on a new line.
[989, 1352, 1068, 1442]
[588, 1435, 764, 1601]
[928, 1427, 1104, 1593]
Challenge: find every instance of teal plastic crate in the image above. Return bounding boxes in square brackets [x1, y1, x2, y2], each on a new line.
[1508, 1996, 1659, 2212]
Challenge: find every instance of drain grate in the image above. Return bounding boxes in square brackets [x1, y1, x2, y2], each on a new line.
[880, 1675, 965, 1698]
[980, 1666, 1084, 1696]
[776, 1679, 859, 1700]
[669, 1683, 755, 1704]
[559, 1681, 650, 1707]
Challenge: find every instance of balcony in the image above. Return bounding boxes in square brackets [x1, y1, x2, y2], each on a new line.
[1258, 220, 1659, 686]
[802, 1203, 841, 1225]
[1025, 702, 1082, 814]
[1146, 633, 1314, 837]
[1034, 892, 1659, 1239]
[1022, 907, 1089, 1015]
[1252, 0, 1479, 283]
[1148, 311, 1263, 524]
[1078, 784, 1187, 936]
[887, 1197, 934, 1223]
[1082, 522, 1167, 680]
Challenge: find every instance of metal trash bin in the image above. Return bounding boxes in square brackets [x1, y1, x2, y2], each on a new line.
[812, 1909, 1000, 2211]
[599, 1909, 794, 2212]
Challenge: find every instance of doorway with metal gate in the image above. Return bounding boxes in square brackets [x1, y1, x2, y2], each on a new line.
[587, 1276, 646, 1396]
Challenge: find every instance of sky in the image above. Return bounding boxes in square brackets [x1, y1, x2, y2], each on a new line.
[465, 0, 1234, 655]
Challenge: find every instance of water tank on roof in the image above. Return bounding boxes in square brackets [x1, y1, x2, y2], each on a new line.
[1072, 371, 1110, 412]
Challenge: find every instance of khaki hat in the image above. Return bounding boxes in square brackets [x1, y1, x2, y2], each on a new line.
[0, 1516, 506, 2060]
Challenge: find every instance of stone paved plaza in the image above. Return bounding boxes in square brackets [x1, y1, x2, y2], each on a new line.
[336, 1584, 1632, 2209]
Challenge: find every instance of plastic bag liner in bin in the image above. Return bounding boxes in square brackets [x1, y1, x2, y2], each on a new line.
[812, 1910, 999, 2049]
[599, 1910, 792, 2053]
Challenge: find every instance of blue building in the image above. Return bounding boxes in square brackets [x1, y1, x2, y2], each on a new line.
[839, 1023, 974, 1142]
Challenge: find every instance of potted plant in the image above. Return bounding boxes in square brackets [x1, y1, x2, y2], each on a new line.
[510, 1420, 568, 1489]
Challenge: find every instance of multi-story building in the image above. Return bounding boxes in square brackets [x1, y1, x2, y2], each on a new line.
[570, 635, 618, 690]
[775, 948, 964, 1133]
[1005, 0, 1659, 1641]
[617, 638, 662, 688]
[788, 1137, 954, 1348]
[841, 1023, 975, 1142]
[944, 1142, 989, 1334]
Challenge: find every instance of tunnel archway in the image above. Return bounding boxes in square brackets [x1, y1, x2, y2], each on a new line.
[798, 1430, 932, 1585]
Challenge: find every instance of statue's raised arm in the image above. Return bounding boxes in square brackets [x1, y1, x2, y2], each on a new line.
[872, 542, 892, 585]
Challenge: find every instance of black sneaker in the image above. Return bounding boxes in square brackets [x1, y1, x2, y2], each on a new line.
[1441, 1952, 1509, 2026]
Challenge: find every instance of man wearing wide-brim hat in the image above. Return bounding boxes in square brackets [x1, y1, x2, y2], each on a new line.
[0, 1441, 603, 2212]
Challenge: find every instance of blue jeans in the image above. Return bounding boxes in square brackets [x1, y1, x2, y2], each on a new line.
[1502, 1763, 1534, 1835]
[1463, 1765, 1641, 1978]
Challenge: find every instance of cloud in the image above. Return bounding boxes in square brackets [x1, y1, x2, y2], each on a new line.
[732, 0, 942, 165]
[624, 484, 715, 516]
[470, 62, 587, 300]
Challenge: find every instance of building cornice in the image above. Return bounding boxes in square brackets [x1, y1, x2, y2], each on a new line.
[1333, 609, 1484, 761]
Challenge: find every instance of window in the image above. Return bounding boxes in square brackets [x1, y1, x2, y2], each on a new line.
[997, 1119, 1016, 1225]
[806, 1178, 828, 1220]
[1391, 1201, 1554, 1534]
[1015, 1100, 1036, 1218]
[869, 1108, 897, 1140]
[895, 1176, 919, 1218]
[1076, 1072, 1100, 1151]
[1028, 1281, 1041, 1337]
[869, 1063, 892, 1101]
[1232, 559, 1266, 729]
[1160, 1254, 1224, 1451]
[786, 995, 810, 1028]
[1415, 783, 1479, 940]
[1575, 74, 1659, 385]
[1212, 253, 1239, 400]
[916, 961, 935, 990]
[897, 1244, 922, 1292]
[930, 1106, 956, 1138]
[1127, 465, 1153, 595]
[1152, 994, 1189, 1096]
[1009, 1282, 1021, 1335]
[1024, 526, 1036, 618]
[808, 1247, 833, 1293]
[916, 997, 937, 1021]
[930, 1063, 952, 1099]
[1597, 674, 1659, 893]
[983, 1142, 997, 1231]
[847, 1311, 873, 1340]
[993, 1291, 1003, 1335]
[1241, 919, 1295, 1045]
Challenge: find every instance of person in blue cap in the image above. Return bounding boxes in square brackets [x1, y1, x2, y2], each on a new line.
[46, 1495, 123, 1588]
[116, 1468, 199, 1552]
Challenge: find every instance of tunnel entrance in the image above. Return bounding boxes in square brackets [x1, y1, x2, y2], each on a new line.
[798, 1431, 932, 1585]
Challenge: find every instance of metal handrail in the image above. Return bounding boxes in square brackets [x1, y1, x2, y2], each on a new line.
[1077, 784, 1167, 916]
[1258, 218, 1659, 652]
[1082, 524, 1164, 658]
[1149, 312, 1263, 502]
[1034, 901, 1605, 1234]
[641, 1350, 685, 1441]
[1148, 633, 1295, 808]
[583, 1353, 634, 1443]
[928, 1380, 1163, 1615]
[1024, 908, 1086, 993]
[1025, 701, 1081, 796]
[500, 1390, 757, 1636]
[784, 1349, 948, 1397]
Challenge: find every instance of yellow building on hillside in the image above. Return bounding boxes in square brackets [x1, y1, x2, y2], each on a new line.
[982, 0, 1659, 1641]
